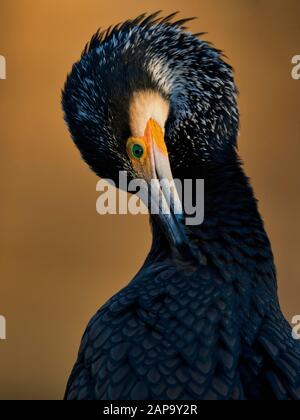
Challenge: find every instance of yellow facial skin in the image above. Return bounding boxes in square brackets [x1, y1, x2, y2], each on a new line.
[126, 119, 167, 180]
[144, 118, 167, 156]
[126, 136, 148, 165]
[126, 118, 196, 261]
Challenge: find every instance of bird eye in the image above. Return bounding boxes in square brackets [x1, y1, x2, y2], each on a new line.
[132, 144, 144, 159]
[126, 137, 146, 161]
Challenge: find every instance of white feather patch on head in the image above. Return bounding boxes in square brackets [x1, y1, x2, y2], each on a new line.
[129, 90, 170, 137]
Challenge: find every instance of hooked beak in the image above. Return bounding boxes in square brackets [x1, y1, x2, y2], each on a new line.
[127, 119, 196, 261]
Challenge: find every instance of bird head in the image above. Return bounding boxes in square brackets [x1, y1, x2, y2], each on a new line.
[62, 12, 239, 259]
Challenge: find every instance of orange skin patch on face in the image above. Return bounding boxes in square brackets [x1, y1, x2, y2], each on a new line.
[126, 119, 168, 179]
[145, 119, 168, 156]
[127, 119, 167, 162]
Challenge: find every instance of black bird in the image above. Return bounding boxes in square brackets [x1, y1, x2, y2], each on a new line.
[62, 12, 300, 400]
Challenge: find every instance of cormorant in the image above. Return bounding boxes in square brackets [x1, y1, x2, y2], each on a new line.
[62, 12, 300, 400]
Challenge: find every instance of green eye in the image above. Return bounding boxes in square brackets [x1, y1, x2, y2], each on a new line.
[132, 143, 144, 159]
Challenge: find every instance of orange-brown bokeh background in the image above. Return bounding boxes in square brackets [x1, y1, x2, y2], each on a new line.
[0, 0, 299, 400]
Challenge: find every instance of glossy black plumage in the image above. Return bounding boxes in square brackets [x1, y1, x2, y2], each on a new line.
[62, 13, 300, 400]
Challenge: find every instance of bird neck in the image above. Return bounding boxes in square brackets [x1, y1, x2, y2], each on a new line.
[147, 154, 276, 289]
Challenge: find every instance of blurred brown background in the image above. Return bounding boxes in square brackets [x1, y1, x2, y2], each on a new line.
[0, 0, 299, 400]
